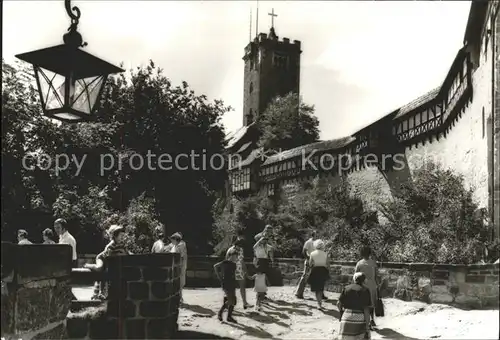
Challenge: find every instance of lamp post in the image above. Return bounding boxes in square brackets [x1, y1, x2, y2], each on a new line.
[15, 0, 123, 123]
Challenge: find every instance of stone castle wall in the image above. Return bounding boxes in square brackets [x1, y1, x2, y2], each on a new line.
[1, 242, 73, 340]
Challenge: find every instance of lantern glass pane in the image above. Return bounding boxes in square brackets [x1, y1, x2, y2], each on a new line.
[36, 67, 65, 110]
[70, 76, 105, 114]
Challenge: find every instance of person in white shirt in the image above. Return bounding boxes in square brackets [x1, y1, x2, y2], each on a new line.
[54, 218, 77, 266]
[151, 225, 173, 253]
[170, 232, 187, 302]
[295, 231, 316, 298]
[307, 239, 330, 309]
[254, 224, 272, 242]
[253, 235, 274, 299]
[17, 229, 33, 245]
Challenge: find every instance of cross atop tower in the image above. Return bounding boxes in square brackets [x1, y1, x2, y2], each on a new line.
[268, 8, 277, 28]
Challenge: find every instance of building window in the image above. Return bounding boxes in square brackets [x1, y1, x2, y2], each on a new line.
[409, 116, 414, 129]
[402, 120, 408, 131]
[250, 60, 254, 70]
[422, 109, 428, 123]
[435, 104, 441, 117]
[429, 107, 435, 120]
[249, 82, 253, 94]
[415, 113, 421, 126]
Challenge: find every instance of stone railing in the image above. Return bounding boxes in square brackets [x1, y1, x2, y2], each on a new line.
[1, 242, 73, 340]
[68, 253, 182, 339]
[76, 254, 499, 309]
[183, 256, 499, 309]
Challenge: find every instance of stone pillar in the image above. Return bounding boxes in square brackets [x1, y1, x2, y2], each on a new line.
[106, 253, 181, 339]
[1, 242, 73, 340]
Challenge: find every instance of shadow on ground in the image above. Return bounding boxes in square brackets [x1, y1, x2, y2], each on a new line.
[182, 303, 216, 317]
[247, 311, 289, 328]
[375, 328, 420, 340]
[176, 330, 235, 339]
[225, 321, 281, 340]
[267, 299, 313, 316]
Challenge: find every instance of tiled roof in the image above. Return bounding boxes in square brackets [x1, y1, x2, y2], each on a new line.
[262, 136, 356, 166]
[393, 87, 441, 120]
[236, 141, 253, 154]
[236, 147, 264, 168]
[225, 123, 255, 149]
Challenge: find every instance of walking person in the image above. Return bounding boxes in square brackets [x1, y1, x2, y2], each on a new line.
[295, 231, 316, 299]
[307, 239, 330, 309]
[249, 265, 268, 312]
[214, 249, 238, 323]
[42, 228, 56, 244]
[337, 272, 372, 340]
[54, 218, 77, 267]
[226, 238, 251, 309]
[170, 232, 188, 303]
[253, 235, 274, 299]
[17, 229, 32, 245]
[355, 246, 378, 328]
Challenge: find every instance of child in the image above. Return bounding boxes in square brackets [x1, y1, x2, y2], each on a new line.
[213, 249, 238, 323]
[249, 265, 268, 311]
[85, 225, 130, 300]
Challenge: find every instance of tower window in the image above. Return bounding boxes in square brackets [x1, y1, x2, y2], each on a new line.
[249, 82, 253, 94]
[273, 52, 288, 69]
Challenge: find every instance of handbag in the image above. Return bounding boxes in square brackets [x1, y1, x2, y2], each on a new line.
[375, 288, 384, 317]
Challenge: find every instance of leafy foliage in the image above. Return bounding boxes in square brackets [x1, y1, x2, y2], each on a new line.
[257, 93, 320, 151]
[214, 163, 493, 264]
[379, 162, 492, 264]
[2, 59, 229, 254]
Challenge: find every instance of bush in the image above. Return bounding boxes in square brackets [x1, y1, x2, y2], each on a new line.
[102, 193, 161, 254]
[379, 162, 491, 264]
[214, 163, 493, 264]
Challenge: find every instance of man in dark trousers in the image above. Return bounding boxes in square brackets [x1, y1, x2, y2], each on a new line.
[214, 249, 239, 323]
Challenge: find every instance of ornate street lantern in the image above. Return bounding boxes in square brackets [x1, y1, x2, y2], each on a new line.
[15, 0, 123, 122]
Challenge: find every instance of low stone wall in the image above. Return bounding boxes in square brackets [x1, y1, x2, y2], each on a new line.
[76, 255, 499, 309]
[67, 253, 181, 339]
[1, 242, 73, 340]
[185, 256, 499, 309]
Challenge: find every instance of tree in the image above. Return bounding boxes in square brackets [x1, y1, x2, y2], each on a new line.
[97, 61, 230, 254]
[257, 93, 320, 151]
[2, 59, 230, 255]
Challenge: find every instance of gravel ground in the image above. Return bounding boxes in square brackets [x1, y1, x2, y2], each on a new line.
[71, 285, 499, 339]
[178, 286, 499, 340]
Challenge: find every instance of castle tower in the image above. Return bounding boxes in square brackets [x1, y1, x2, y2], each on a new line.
[242, 23, 302, 126]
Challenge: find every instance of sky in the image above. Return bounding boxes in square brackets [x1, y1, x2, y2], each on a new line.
[3, 1, 472, 140]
